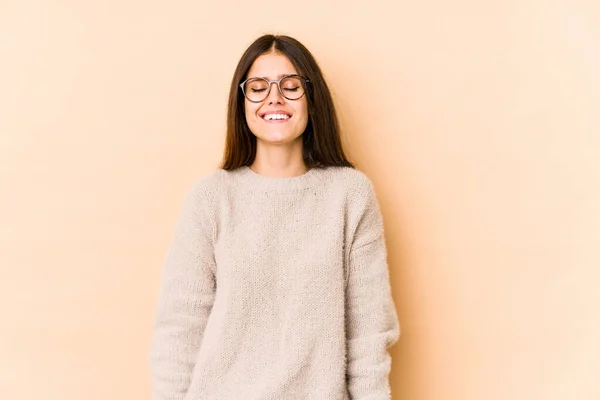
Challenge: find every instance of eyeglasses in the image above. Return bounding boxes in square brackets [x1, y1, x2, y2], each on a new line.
[239, 74, 310, 103]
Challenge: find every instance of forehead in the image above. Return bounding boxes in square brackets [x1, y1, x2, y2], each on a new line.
[247, 53, 298, 79]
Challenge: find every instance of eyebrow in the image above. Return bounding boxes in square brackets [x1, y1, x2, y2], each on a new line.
[249, 73, 297, 80]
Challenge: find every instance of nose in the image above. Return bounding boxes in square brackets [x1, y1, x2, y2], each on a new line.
[266, 82, 284, 104]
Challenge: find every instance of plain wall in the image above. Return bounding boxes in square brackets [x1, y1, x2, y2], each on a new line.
[1, 1, 599, 399]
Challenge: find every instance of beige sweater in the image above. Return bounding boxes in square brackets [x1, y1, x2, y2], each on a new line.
[149, 165, 400, 400]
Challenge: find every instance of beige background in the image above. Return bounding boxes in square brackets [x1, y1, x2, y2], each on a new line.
[1, 0, 599, 399]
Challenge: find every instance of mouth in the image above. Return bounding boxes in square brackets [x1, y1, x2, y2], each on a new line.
[260, 112, 292, 122]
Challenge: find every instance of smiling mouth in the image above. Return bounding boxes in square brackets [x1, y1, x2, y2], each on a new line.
[261, 113, 292, 121]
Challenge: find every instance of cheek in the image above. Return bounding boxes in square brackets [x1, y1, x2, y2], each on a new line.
[295, 100, 309, 127]
[244, 102, 253, 118]
[244, 103, 259, 126]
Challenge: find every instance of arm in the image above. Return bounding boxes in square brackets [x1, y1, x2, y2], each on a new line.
[345, 179, 401, 400]
[149, 181, 216, 400]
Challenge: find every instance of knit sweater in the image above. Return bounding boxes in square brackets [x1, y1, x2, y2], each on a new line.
[149, 165, 400, 400]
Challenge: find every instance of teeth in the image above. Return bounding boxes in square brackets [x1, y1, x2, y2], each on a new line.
[264, 113, 289, 120]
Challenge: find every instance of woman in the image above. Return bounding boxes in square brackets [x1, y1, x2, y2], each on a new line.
[149, 34, 400, 400]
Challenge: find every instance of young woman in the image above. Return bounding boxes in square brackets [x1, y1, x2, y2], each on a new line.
[149, 34, 400, 400]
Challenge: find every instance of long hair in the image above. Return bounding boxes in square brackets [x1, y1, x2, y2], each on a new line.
[220, 34, 355, 170]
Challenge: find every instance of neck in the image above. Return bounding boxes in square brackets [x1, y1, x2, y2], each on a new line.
[251, 139, 307, 178]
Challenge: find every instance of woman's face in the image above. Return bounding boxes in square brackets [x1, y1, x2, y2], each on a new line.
[243, 53, 309, 146]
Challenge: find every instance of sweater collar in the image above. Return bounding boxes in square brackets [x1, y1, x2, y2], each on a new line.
[234, 165, 324, 191]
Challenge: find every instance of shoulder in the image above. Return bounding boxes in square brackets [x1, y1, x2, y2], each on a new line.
[175, 169, 229, 214]
[321, 166, 377, 198]
[187, 168, 230, 195]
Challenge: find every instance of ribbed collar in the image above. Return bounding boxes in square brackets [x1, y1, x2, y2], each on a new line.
[233, 165, 325, 192]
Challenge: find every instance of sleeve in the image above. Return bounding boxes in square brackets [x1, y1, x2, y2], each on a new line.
[345, 179, 401, 400]
[149, 181, 217, 400]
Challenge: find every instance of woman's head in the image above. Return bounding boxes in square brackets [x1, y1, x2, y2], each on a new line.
[220, 34, 354, 170]
[242, 52, 310, 152]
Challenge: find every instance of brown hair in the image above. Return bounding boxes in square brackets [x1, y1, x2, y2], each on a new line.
[220, 34, 355, 170]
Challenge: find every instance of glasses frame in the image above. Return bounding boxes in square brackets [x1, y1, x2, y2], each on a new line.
[239, 74, 310, 103]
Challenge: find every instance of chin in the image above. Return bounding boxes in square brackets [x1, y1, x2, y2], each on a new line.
[257, 132, 302, 144]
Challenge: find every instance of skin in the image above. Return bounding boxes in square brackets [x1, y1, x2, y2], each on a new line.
[244, 52, 310, 178]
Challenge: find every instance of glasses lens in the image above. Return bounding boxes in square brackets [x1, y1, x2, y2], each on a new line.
[280, 76, 304, 100]
[243, 78, 269, 102]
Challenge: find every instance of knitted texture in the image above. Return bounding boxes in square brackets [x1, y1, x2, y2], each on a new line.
[149, 165, 400, 400]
